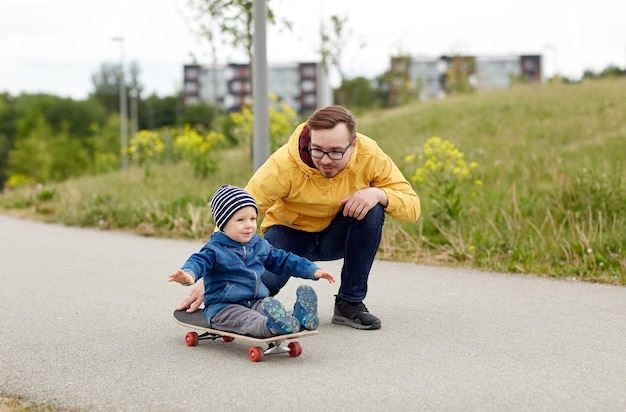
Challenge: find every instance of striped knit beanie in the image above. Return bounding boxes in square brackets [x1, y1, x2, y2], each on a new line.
[209, 185, 258, 230]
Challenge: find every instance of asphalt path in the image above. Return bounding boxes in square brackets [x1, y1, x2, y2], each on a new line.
[1, 214, 625, 411]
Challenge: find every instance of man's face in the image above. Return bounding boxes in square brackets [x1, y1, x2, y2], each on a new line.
[309, 123, 354, 178]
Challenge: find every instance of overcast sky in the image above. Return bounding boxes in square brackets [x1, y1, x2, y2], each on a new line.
[2, 0, 625, 99]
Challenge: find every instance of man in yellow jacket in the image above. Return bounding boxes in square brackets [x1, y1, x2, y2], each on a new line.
[178, 105, 420, 330]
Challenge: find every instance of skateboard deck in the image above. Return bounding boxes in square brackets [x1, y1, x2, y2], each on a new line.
[173, 309, 318, 362]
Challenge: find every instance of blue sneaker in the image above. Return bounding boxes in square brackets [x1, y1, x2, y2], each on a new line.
[293, 285, 319, 330]
[261, 297, 300, 335]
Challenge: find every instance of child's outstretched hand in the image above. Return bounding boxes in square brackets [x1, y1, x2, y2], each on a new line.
[313, 269, 336, 284]
[169, 269, 194, 285]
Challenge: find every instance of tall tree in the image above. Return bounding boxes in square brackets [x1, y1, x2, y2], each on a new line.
[0, 93, 19, 188]
[8, 115, 90, 183]
[186, 0, 286, 84]
[90, 63, 121, 114]
[90, 61, 143, 115]
[334, 77, 381, 111]
[142, 93, 180, 130]
[319, 14, 365, 106]
[15, 95, 106, 142]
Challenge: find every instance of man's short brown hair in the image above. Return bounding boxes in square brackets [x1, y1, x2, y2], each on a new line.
[307, 105, 357, 138]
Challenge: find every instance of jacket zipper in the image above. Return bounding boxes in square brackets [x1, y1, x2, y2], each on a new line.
[242, 244, 259, 299]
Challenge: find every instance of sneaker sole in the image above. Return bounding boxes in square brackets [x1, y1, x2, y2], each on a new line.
[261, 298, 299, 334]
[332, 314, 382, 330]
[294, 285, 319, 330]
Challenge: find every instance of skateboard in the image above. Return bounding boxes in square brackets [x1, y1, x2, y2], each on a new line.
[173, 309, 318, 362]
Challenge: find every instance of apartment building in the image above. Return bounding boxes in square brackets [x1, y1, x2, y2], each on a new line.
[183, 62, 331, 116]
[388, 54, 542, 105]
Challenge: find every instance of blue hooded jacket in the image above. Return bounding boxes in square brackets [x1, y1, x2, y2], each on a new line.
[181, 231, 319, 324]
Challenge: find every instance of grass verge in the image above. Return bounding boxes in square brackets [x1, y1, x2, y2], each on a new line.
[1, 79, 624, 284]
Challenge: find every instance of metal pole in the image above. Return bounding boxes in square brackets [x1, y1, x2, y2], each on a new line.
[113, 37, 129, 170]
[252, 0, 269, 171]
[130, 88, 138, 138]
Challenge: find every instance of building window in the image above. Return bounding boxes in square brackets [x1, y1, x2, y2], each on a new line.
[185, 67, 199, 79]
[303, 94, 316, 106]
[301, 79, 315, 92]
[300, 64, 316, 78]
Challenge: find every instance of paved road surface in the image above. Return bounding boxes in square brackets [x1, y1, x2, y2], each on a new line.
[1, 214, 625, 411]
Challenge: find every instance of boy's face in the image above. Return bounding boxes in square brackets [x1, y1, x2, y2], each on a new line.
[222, 206, 257, 243]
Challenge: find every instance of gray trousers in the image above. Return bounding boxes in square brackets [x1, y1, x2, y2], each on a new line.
[210, 300, 275, 338]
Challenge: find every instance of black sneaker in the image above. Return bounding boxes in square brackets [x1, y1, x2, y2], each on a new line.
[332, 296, 381, 330]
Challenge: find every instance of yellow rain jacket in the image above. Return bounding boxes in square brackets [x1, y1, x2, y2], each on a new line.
[245, 122, 421, 234]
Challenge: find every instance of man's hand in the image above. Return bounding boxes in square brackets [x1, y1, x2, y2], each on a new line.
[340, 187, 388, 220]
[175, 280, 205, 313]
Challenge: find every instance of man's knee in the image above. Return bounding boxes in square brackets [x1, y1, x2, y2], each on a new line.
[362, 203, 385, 229]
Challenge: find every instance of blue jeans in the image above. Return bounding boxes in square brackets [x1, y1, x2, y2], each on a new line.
[262, 204, 385, 302]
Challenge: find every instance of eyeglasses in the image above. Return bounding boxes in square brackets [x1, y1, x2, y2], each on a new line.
[308, 141, 353, 160]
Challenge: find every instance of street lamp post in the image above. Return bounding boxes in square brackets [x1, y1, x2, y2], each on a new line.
[112, 36, 129, 170]
[252, 0, 269, 171]
[130, 88, 138, 139]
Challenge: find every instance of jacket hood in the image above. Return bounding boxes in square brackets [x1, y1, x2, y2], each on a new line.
[286, 122, 316, 177]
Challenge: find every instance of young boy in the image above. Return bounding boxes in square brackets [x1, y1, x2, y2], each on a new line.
[169, 185, 335, 338]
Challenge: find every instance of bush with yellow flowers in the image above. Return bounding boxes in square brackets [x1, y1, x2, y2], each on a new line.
[406, 137, 482, 230]
[128, 130, 166, 163]
[229, 94, 298, 153]
[128, 130, 166, 177]
[173, 125, 224, 178]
